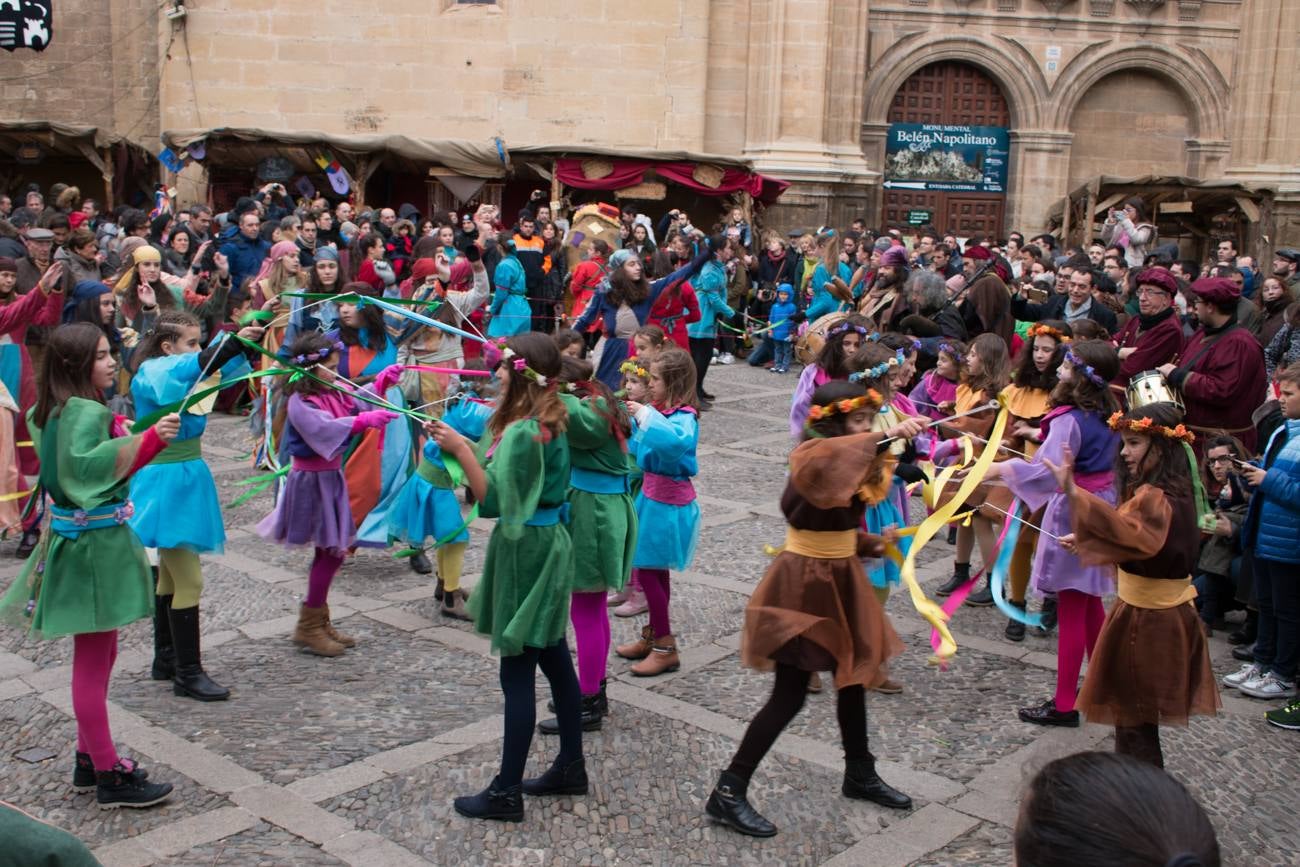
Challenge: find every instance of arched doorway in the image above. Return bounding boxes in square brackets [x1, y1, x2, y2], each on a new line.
[883, 61, 1011, 237]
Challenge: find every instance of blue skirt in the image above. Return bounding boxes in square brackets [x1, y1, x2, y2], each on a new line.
[594, 336, 630, 391]
[631, 494, 699, 571]
[487, 296, 532, 337]
[129, 460, 225, 554]
[863, 497, 911, 588]
[388, 476, 469, 546]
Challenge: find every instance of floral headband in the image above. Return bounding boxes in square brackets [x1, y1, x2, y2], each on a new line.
[293, 340, 344, 366]
[1026, 323, 1071, 343]
[499, 345, 550, 388]
[619, 358, 650, 380]
[1064, 348, 1108, 388]
[1107, 411, 1195, 444]
[848, 349, 906, 382]
[938, 343, 963, 361]
[828, 322, 870, 340]
[805, 389, 884, 425]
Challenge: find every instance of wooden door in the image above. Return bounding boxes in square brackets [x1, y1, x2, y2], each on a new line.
[884, 61, 1010, 236]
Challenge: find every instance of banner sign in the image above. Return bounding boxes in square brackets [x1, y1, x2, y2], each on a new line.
[0, 0, 51, 52]
[885, 123, 1009, 194]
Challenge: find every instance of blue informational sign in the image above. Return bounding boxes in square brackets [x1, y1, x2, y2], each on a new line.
[884, 124, 1010, 194]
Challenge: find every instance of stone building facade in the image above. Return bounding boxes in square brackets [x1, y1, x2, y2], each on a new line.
[4, 0, 1299, 246]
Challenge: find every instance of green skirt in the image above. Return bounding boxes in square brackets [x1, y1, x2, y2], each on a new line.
[0, 526, 152, 639]
[469, 522, 574, 656]
[568, 489, 637, 594]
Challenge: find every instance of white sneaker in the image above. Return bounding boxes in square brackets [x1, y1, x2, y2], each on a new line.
[1223, 662, 1264, 689]
[718, 352, 735, 365]
[1238, 672, 1298, 700]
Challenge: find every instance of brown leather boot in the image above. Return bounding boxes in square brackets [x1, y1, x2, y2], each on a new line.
[631, 635, 680, 676]
[293, 606, 345, 657]
[441, 589, 472, 621]
[322, 603, 356, 648]
[616, 625, 655, 660]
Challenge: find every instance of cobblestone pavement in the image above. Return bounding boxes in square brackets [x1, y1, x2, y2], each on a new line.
[1, 361, 1296, 866]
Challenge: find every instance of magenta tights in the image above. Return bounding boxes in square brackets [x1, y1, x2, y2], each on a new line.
[72, 630, 120, 770]
[305, 547, 346, 608]
[635, 568, 672, 637]
[569, 591, 610, 695]
[1054, 589, 1106, 712]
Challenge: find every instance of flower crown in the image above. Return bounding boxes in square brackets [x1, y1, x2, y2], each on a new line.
[1064, 348, 1108, 388]
[828, 322, 870, 340]
[1107, 411, 1195, 444]
[806, 389, 884, 424]
[293, 340, 344, 366]
[848, 349, 906, 383]
[938, 343, 963, 362]
[619, 358, 650, 380]
[1026, 323, 1071, 343]
[499, 345, 550, 388]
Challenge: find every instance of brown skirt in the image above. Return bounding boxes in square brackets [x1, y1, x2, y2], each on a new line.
[1076, 600, 1221, 728]
[741, 552, 904, 691]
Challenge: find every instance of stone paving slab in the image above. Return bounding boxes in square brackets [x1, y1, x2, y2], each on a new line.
[156, 822, 350, 867]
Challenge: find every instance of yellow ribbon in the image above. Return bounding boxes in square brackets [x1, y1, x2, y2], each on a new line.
[0, 488, 33, 502]
[900, 399, 1010, 663]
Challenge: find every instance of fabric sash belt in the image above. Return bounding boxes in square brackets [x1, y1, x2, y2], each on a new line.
[1073, 469, 1113, 494]
[292, 455, 342, 472]
[1117, 569, 1197, 609]
[782, 528, 857, 560]
[51, 501, 135, 540]
[642, 472, 696, 505]
[570, 466, 629, 495]
[416, 458, 455, 489]
[525, 504, 570, 527]
[150, 437, 202, 465]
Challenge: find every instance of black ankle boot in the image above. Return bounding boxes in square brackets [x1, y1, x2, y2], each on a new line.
[169, 606, 230, 702]
[522, 757, 588, 796]
[705, 770, 777, 837]
[453, 776, 524, 821]
[539, 690, 604, 734]
[73, 752, 148, 793]
[1018, 698, 1079, 727]
[936, 563, 970, 596]
[1228, 610, 1258, 646]
[408, 549, 433, 575]
[1005, 600, 1027, 642]
[151, 591, 175, 681]
[95, 762, 173, 810]
[842, 758, 913, 810]
[965, 577, 994, 607]
[1034, 596, 1058, 636]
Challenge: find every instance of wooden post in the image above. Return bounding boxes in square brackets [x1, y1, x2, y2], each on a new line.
[351, 154, 376, 209]
[549, 159, 562, 210]
[102, 147, 115, 211]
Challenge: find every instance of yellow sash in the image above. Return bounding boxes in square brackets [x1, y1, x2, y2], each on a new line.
[783, 528, 858, 559]
[1117, 569, 1197, 609]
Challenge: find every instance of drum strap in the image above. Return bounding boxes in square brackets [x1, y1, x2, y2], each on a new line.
[1173, 325, 1237, 380]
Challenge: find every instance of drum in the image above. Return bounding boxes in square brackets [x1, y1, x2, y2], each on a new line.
[1127, 370, 1184, 411]
[795, 312, 849, 366]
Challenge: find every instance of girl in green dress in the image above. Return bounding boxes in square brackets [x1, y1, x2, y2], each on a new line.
[0, 323, 179, 809]
[429, 332, 586, 822]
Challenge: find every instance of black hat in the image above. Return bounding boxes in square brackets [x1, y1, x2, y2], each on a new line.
[1275, 248, 1300, 266]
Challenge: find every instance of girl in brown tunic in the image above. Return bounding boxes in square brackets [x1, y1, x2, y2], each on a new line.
[705, 380, 928, 837]
[1048, 403, 1221, 768]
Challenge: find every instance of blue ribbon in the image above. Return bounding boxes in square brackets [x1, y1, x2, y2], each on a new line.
[356, 295, 486, 345]
[990, 498, 1044, 628]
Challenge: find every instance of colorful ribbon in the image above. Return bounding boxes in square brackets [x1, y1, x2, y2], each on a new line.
[356, 295, 486, 345]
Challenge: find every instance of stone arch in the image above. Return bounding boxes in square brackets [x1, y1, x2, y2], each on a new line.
[1048, 44, 1228, 141]
[863, 34, 1047, 130]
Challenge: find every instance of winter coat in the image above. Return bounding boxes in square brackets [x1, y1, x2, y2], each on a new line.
[1011, 291, 1118, 335]
[1264, 322, 1300, 381]
[687, 260, 737, 339]
[53, 246, 111, 291]
[768, 299, 797, 341]
[1242, 420, 1300, 564]
[1197, 474, 1249, 577]
[218, 227, 271, 298]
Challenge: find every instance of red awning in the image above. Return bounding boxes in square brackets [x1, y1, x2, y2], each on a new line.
[554, 158, 789, 203]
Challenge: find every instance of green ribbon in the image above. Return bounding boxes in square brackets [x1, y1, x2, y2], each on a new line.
[239, 310, 276, 325]
[282, 292, 444, 308]
[1184, 441, 1217, 533]
[225, 466, 290, 508]
[132, 368, 287, 432]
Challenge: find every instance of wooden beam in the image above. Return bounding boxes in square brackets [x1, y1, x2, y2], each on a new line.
[100, 146, 115, 211]
[1233, 196, 1261, 223]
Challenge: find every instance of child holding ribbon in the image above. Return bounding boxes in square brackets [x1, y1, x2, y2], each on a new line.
[608, 355, 652, 616]
[981, 340, 1121, 727]
[788, 314, 871, 442]
[257, 333, 400, 657]
[1048, 402, 1219, 766]
[0, 323, 179, 809]
[705, 380, 927, 837]
[908, 339, 963, 424]
[428, 332, 585, 821]
[130, 311, 263, 701]
[615, 347, 702, 676]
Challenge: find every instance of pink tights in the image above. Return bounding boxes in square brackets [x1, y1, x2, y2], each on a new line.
[635, 568, 672, 638]
[1054, 589, 1106, 712]
[305, 547, 346, 608]
[570, 591, 610, 695]
[72, 631, 120, 771]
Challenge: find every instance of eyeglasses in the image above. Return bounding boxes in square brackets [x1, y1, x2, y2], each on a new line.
[1136, 287, 1169, 296]
[1208, 456, 1235, 465]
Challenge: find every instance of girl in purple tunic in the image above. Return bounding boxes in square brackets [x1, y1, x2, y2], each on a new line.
[983, 340, 1122, 727]
[257, 333, 400, 657]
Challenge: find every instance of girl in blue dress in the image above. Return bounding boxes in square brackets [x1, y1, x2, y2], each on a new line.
[614, 346, 701, 677]
[486, 234, 531, 337]
[130, 311, 264, 701]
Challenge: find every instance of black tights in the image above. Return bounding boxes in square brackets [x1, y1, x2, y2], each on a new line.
[726, 663, 870, 782]
[499, 640, 583, 787]
[1115, 723, 1164, 769]
[689, 337, 714, 397]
